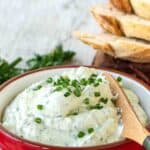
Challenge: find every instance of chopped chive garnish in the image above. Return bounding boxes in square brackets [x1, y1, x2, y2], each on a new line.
[37, 104, 44, 110]
[94, 82, 99, 87]
[100, 97, 108, 104]
[91, 74, 97, 77]
[67, 88, 72, 93]
[95, 104, 103, 109]
[67, 112, 78, 116]
[117, 76, 122, 82]
[62, 82, 68, 88]
[88, 128, 94, 134]
[94, 92, 100, 97]
[34, 117, 42, 124]
[33, 85, 42, 91]
[71, 79, 80, 87]
[64, 92, 71, 97]
[47, 77, 53, 83]
[72, 112, 78, 115]
[97, 78, 102, 82]
[54, 86, 63, 92]
[77, 131, 85, 138]
[83, 98, 90, 105]
[80, 78, 87, 86]
[73, 89, 81, 97]
[88, 78, 95, 84]
[88, 104, 103, 110]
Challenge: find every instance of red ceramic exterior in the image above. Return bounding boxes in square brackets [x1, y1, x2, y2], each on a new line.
[0, 66, 149, 150]
[0, 128, 144, 150]
[0, 123, 144, 150]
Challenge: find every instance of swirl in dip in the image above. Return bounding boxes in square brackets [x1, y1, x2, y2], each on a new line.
[2, 67, 148, 147]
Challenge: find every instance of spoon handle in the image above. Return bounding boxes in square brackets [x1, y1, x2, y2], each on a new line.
[143, 136, 150, 150]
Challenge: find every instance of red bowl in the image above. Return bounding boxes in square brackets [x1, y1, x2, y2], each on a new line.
[0, 66, 149, 150]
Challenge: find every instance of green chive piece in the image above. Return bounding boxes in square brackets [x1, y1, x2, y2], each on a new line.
[88, 78, 95, 84]
[37, 104, 44, 110]
[73, 89, 81, 97]
[117, 76, 122, 82]
[33, 85, 42, 91]
[97, 78, 102, 82]
[94, 82, 99, 87]
[94, 92, 100, 97]
[64, 92, 71, 97]
[80, 78, 87, 86]
[71, 79, 80, 87]
[54, 86, 63, 92]
[83, 98, 90, 105]
[34, 117, 42, 124]
[91, 74, 97, 78]
[67, 112, 78, 116]
[77, 131, 85, 138]
[88, 104, 103, 110]
[88, 128, 94, 134]
[95, 104, 103, 109]
[100, 97, 108, 104]
[47, 77, 53, 83]
[67, 88, 72, 93]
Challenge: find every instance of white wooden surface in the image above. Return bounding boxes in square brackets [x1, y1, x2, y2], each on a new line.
[0, 0, 105, 65]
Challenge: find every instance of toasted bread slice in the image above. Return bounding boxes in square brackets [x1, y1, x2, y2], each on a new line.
[91, 4, 150, 41]
[110, 0, 150, 20]
[74, 31, 150, 63]
[110, 0, 132, 13]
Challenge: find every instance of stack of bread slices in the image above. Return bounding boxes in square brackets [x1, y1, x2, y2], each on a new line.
[75, 0, 150, 63]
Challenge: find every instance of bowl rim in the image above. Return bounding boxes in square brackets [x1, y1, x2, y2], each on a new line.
[0, 65, 149, 149]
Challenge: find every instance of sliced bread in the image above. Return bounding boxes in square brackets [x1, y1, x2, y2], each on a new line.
[91, 4, 150, 41]
[110, 0, 132, 13]
[74, 31, 150, 63]
[110, 0, 150, 20]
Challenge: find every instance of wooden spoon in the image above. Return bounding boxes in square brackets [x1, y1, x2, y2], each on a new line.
[104, 73, 150, 149]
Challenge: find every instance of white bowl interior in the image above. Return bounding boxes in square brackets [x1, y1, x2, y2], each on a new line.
[0, 67, 150, 123]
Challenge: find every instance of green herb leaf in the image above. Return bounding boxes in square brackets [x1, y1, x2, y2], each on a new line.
[0, 45, 75, 85]
[47, 77, 53, 83]
[117, 76, 122, 82]
[88, 128, 94, 134]
[88, 104, 103, 110]
[100, 97, 108, 104]
[37, 104, 44, 110]
[80, 78, 87, 86]
[33, 85, 42, 91]
[94, 92, 100, 97]
[0, 57, 23, 84]
[64, 92, 71, 97]
[73, 89, 81, 97]
[97, 78, 102, 82]
[34, 117, 42, 124]
[67, 112, 78, 116]
[94, 82, 99, 87]
[77, 131, 85, 138]
[83, 98, 90, 105]
[27, 44, 75, 70]
[54, 86, 63, 92]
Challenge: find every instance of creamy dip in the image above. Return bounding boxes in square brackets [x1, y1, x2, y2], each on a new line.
[2, 67, 148, 147]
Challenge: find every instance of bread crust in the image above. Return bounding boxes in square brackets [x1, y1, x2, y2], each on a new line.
[74, 32, 150, 63]
[110, 0, 132, 13]
[111, 0, 150, 20]
[92, 5, 150, 41]
[91, 11, 123, 36]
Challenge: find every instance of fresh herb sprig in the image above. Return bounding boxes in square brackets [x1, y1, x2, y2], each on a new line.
[27, 44, 75, 70]
[0, 57, 23, 84]
[0, 44, 75, 84]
